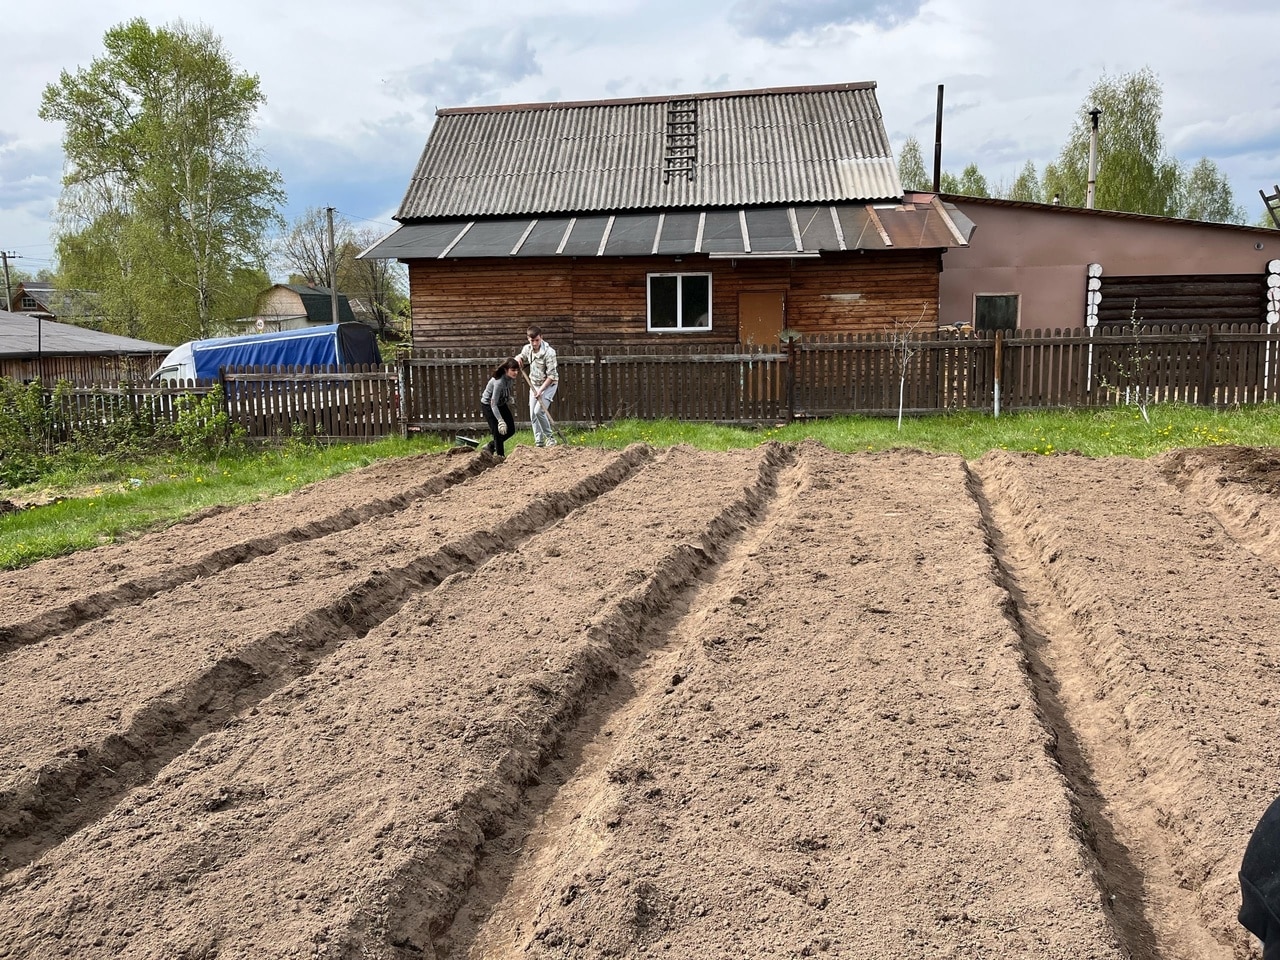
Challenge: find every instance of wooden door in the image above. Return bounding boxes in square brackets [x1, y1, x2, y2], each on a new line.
[738, 292, 786, 346]
[737, 291, 786, 410]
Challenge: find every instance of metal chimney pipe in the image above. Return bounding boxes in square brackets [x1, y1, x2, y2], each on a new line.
[932, 84, 944, 192]
[1086, 108, 1101, 209]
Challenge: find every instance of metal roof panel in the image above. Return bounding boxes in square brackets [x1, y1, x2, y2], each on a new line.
[361, 201, 970, 262]
[397, 83, 901, 220]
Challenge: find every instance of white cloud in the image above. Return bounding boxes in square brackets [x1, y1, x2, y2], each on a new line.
[2, 0, 1278, 265]
[728, 0, 928, 39]
[398, 27, 542, 108]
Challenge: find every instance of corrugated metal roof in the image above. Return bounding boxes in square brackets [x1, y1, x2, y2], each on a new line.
[0, 311, 172, 358]
[396, 82, 901, 220]
[362, 199, 970, 261]
[936, 192, 1280, 234]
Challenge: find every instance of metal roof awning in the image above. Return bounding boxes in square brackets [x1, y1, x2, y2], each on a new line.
[361, 198, 971, 262]
[0, 310, 173, 357]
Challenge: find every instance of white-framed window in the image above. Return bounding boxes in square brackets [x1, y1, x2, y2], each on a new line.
[20, 296, 39, 311]
[974, 293, 1019, 332]
[647, 273, 711, 332]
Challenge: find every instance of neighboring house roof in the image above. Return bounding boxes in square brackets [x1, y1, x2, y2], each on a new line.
[939, 193, 1279, 235]
[365, 196, 971, 261]
[13, 281, 56, 308]
[11, 281, 100, 319]
[258, 284, 358, 325]
[395, 82, 901, 221]
[0, 310, 171, 357]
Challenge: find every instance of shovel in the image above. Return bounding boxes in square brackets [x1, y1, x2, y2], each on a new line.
[447, 435, 487, 456]
[518, 366, 567, 445]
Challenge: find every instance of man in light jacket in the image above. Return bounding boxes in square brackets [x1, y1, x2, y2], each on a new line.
[517, 325, 559, 447]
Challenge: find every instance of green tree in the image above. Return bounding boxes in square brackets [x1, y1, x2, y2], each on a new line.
[956, 162, 990, 198]
[897, 136, 930, 191]
[1005, 160, 1042, 202]
[1043, 67, 1181, 216]
[938, 170, 960, 194]
[1179, 157, 1246, 224]
[40, 18, 284, 343]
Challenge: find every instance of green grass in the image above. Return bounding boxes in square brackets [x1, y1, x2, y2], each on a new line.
[565, 403, 1280, 459]
[2, 404, 1277, 570]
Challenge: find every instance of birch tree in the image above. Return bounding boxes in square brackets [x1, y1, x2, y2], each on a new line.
[40, 18, 284, 343]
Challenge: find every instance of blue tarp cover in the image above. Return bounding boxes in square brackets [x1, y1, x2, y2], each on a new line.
[187, 324, 378, 379]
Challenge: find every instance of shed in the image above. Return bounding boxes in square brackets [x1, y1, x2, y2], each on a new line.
[239, 283, 359, 333]
[0, 309, 172, 382]
[936, 194, 1279, 332]
[362, 82, 974, 349]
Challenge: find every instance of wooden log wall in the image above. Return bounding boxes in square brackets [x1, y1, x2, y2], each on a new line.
[407, 252, 940, 350]
[1098, 274, 1266, 325]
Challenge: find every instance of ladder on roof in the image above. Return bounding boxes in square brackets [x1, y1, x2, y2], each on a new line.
[663, 98, 698, 184]
[1262, 184, 1280, 229]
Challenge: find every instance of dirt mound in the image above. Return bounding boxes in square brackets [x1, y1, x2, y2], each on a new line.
[1, 442, 1276, 959]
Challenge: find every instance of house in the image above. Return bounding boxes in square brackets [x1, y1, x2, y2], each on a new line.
[8, 281, 100, 326]
[934, 194, 1280, 333]
[234, 283, 358, 334]
[362, 82, 974, 350]
[0, 308, 171, 382]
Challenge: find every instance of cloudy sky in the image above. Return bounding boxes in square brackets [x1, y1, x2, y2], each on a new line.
[2, 0, 1277, 278]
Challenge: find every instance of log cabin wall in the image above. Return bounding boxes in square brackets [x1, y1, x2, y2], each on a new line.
[1097, 274, 1267, 326]
[408, 250, 941, 349]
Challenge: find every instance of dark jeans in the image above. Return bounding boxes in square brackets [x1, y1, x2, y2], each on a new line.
[482, 403, 515, 456]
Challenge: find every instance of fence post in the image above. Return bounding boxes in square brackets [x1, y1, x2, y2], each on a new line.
[785, 337, 796, 422]
[594, 347, 603, 426]
[1199, 326, 1215, 406]
[397, 355, 409, 437]
[993, 330, 1004, 417]
[217, 368, 232, 443]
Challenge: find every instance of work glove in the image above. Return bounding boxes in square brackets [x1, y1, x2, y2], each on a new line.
[498, 421, 508, 435]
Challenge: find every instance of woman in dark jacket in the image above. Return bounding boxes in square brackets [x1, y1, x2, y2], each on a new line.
[480, 358, 520, 456]
[1242, 795, 1280, 958]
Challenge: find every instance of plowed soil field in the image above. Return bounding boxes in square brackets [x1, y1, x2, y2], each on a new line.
[1, 441, 1278, 960]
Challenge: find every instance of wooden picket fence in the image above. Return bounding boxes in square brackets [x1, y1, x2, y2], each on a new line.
[401, 344, 788, 430]
[18, 324, 1280, 442]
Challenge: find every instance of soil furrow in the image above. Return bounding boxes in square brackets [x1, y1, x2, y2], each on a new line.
[451, 444, 1124, 960]
[0, 446, 650, 874]
[971, 450, 1276, 958]
[0, 444, 788, 960]
[965, 460, 1197, 960]
[0, 453, 492, 653]
[1, 443, 1277, 960]
[450, 454, 809, 958]
[383, 444, 796, 959]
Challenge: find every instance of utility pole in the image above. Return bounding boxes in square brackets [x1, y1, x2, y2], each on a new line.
[1, 250, 15, 312]
[326, 207, 339, 325]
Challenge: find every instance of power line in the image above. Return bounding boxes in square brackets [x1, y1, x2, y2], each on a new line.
[332, 209, 397, 227]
